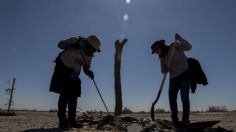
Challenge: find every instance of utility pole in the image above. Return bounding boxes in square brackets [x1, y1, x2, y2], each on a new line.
[7, 78, 15, 113]
[114, 39, 128, 116]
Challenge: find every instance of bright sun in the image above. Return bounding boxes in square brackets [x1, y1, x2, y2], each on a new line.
[125, 0, 131, 4]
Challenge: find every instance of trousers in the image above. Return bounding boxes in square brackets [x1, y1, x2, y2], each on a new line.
[169, 69, 191, 122]
[58, 93, 78, 123]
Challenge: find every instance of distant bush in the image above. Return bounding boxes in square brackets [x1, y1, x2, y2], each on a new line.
[192, 110, 201, 113]
[122, 107, 133, 114]
[138, 111, 146, 114]
[206, 106, 228, 112]
[98, 111, 104, 113]
[87, 110, 98, 113]
[21, 109, 30, 111]
[49, 109, 57, 112]
[155, 108, 166, 113]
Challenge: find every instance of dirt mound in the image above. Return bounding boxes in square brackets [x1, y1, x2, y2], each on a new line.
[76, 114, 233, 132]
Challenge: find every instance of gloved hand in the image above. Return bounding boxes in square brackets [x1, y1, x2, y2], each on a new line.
[87, 71, 94, 79]
[83, 65, 94, 79]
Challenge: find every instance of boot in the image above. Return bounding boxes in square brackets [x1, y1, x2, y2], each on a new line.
[58, 118, 69, 128]
[182, 120, 190, 128]
[68, 113, 82, 128]
[172, 120, 180, 128]
[69, 120, 82, 128]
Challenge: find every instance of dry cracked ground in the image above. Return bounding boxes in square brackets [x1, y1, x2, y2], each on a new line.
[0, 111, 236, 132]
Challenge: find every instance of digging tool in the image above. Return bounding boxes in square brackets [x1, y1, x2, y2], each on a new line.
[150, 42, 176, 121]
[92, 79, 109, 113]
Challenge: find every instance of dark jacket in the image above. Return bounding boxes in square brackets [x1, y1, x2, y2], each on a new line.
[49, 51, 81, 97]
[188, 58, 208, 93]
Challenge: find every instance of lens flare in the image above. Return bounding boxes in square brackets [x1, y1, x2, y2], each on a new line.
[123, 14, 129, 21]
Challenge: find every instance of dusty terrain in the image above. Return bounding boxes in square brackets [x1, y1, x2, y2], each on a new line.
[0, 111, 235, 132]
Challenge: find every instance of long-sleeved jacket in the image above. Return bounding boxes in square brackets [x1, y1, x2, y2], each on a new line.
[58, 37, 93, 73]
[188, 58, 208, 93]
[49, 37, 93, 97]
[160, 36, 192, 78]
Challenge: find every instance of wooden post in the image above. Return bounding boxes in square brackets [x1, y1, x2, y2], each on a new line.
[114, 39, 128, 116]
[7, 78, 15, 113]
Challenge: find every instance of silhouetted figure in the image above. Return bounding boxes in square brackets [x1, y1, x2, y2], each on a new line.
[151, 33, 192, 128]
[49, 35, 101, 128]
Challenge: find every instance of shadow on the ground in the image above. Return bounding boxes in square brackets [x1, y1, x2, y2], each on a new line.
[22, 128, 65, 132]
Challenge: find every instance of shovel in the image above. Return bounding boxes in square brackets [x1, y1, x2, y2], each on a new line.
[92, 79, 109, 113]
[150, 42, 176, 121]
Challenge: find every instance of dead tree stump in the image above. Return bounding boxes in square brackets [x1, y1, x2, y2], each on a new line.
[114, 39, 128, 116]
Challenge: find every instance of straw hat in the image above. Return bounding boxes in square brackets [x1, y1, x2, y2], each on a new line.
[86, 35, 101, 52]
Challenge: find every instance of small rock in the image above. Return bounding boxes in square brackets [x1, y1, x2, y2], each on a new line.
[127, 124, 143, 132]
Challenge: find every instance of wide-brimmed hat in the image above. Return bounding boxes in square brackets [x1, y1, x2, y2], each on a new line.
[151, 40, 165, 54]
[86, 35, 101, 52]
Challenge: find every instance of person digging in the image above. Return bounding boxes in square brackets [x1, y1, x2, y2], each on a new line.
[49, 35, 101, 128]
[151, 33, 192, 128]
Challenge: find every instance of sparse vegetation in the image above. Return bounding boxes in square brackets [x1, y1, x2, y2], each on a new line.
[192, 110, 201, 113]
[5, 78, 16, 113]
[49, 109, 57, 112]
[155, 108, 166, 113]
[206, 106, 228, 112]
[138, 111, 146, 114]
[122, 107, 133, 114]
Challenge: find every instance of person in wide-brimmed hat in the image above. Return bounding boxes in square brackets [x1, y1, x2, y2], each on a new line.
[151, 33, 192, 128]
[49, 35, 101, 128]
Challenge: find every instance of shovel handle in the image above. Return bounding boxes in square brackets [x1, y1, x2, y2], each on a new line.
[92, 79, 109, 113]
[150, 41, 176, 120]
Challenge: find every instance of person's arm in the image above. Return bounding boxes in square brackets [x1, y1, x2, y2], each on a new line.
[83, 56, 94, 79]
[160, 58, 169, 74]
[174, 33, 192, 51]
